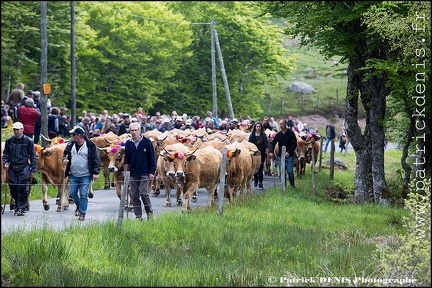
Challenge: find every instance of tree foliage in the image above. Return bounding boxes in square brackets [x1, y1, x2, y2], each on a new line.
[1, 1, 295, 119]
[259, 1, 431, 202]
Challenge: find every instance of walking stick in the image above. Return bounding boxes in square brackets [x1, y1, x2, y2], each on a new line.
[2, 185, 7, 214]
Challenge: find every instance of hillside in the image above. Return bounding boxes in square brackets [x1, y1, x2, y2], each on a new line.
[297, 114, 366, 135]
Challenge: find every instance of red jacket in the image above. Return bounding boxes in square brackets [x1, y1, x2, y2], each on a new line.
[18, 105, 41, 134]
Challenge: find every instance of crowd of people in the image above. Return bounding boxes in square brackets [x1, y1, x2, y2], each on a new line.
[3, 82, 349, 219]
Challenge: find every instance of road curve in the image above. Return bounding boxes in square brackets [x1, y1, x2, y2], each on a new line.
[1, 174, 282, 233]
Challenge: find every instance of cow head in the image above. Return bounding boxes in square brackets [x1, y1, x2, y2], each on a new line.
[161, 147, 197, 180]
[295, 140, 307, 161]
[97, 143, 125, 172]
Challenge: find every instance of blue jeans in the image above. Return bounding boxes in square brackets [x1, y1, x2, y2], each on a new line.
[277, 156, 295, 187]
[68, 175, 91, 214]
[324, 137, 332, 151]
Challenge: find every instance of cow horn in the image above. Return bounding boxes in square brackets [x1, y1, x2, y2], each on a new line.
[41, 134, 52, 143]
[187, 148, 197, 156]
[97, 146, 108, 151]
[163, 147, 172, 155]
[104, 136, 115, 144]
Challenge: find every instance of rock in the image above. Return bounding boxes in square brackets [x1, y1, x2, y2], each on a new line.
[322, 158, 348, 170]
[288, 82, 316, 94]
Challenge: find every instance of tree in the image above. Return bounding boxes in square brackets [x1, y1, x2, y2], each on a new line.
[362, 2, 431, 196]
[259, 1, 428, 203]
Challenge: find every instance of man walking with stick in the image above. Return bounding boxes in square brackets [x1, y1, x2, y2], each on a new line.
[2, 122, 37, 215]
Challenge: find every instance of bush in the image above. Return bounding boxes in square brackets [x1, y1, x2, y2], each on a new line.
[377, 178, 431, 286]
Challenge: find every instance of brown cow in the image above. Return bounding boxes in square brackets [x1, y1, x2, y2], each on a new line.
[304, 133, 321, 166]
[97, 143, 133, 210]
[91, 132, 122, 189]
[35, 143, 70, 211]
[294, 138, 307, 178]
[224, 141, 253, 203]
[239, 140, 262, 195]
[155, 149, 183, 207]
[160, 143, 222, 211]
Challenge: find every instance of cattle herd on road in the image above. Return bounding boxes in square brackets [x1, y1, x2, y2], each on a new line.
[1, 126, 321, 213]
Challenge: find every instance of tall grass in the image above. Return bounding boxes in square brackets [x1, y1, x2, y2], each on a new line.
[3, 148, 415, 287]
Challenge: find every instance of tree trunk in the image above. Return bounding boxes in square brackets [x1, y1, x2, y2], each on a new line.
[345, 61, 370, 203]
[361, 75, 390, 202]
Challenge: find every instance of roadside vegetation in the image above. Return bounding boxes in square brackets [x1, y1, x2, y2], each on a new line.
[3, 147, 430, 287]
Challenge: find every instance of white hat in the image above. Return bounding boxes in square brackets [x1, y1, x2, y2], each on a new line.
[163, 118, 170, 123]
[185, 119, 192, 125]
[12, 122, 24, 129]
[176, 116, 183, 121]
[232, 118, 238, 123]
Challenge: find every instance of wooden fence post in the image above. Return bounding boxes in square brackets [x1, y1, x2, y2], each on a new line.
[218, 148, 227, 215]
[281, 146, 286, 197]
[117, 171, 130, 229]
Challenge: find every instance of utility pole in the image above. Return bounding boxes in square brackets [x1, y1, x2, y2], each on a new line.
[211, 19, 217, 119]
[40, 1, 48, 146]
[71, 1, 76, 127]
[213, 27, 234, 119]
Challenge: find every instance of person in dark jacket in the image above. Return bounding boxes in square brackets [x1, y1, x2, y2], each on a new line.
[324, 122, 336, 152]
[248, 121, 268, 190]
[62, 126, 101, 221]
[268, 119, 297, 188]
[123, 122, 156, 220]
[2, 122, 37, 216]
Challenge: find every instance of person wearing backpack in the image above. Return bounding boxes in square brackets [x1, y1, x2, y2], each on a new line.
[18, 97, 41, 139]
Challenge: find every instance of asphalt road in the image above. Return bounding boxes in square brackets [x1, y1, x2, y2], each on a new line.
[1, 174, 283, 234]
[2, 142, 399, 234]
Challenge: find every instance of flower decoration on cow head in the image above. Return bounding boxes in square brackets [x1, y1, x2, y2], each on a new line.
[270, 133, 275, 139]
[227, 150, 233, 158]
[52, 137, 65, 144]
[34, 144, 43, 153]
[175, 152, 184, 159]
[107, 146, 119, 153]
[116, 141, 125, 146]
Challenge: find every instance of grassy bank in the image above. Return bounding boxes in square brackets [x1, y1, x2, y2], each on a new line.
[3, 149, 421, 287]
[1, 182, 408, 287]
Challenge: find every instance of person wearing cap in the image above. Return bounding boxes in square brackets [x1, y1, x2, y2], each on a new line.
[173, 116, 184, 129]
[158, 117, 173, 132]
[18, 97, 41, 139]
[123, 122, 156, 220]
[63, 126, 101, 221]
[230, 118, 239, 130]
[118, 113, 131, 135]
[2, 121, 37, 216]
[180, 118, 194, 131]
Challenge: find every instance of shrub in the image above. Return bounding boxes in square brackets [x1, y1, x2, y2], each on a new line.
[377, 178, 431, 287]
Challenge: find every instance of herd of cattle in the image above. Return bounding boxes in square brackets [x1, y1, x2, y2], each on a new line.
[1, 126, 321, 213]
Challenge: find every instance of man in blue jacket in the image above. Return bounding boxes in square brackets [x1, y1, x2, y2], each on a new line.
[124, 122, 156, 220]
